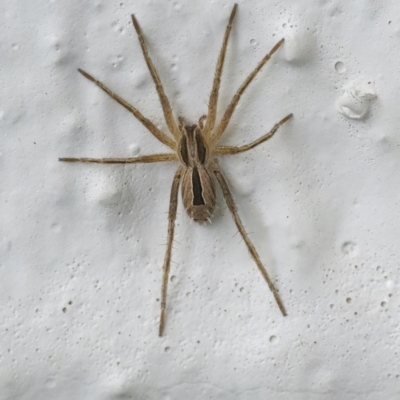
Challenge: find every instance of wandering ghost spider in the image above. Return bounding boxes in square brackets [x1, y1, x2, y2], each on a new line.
[60, 3, 293, 336]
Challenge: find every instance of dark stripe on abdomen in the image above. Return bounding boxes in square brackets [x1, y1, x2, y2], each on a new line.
[192, 167, 205, 205]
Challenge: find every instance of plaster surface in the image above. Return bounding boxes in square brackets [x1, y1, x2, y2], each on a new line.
[1, 0, 400, 398]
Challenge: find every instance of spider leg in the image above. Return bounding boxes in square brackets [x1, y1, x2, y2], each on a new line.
[78, 69, 176, 150]
[131, 15, 181, 141]
[215, 113, 292, 155]
[211, 38, 285, 146]
[212, 163, 287, 316]
[203, 3, 238, 137]
[159, 167, 183, 336]
[59, 153, 177, 164]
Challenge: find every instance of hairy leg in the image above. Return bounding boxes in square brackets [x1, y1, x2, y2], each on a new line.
[59, 153, 177, 164]
[211, 38, 285, 146]
[131, 14, 181, 140]
[203, 3, 238, 137]
[212, 163, 287, 316]
[78, 69, 176, 150]
[215, 113, 292, 155]
[159, 167, 183, 336]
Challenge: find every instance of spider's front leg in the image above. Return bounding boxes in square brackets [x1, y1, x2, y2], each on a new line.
[131, 14, 181, 140]
[211, 38, 285, 146]
[77, 69, 176, 150]
[203, 3, 238, 137]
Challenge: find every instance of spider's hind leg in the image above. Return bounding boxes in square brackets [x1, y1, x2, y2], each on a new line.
[212, 162, 287, 316]
[159, 167, 183, 336]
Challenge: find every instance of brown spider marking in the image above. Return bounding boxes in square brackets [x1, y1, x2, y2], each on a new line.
[59, 4, 293, 336]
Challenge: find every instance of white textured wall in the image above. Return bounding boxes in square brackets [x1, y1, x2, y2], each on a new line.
[2, 0, 400, 398]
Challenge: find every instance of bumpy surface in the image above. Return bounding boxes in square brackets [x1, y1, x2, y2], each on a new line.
[1, 0, 399, 398]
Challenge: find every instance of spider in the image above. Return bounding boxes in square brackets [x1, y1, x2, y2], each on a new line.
[60, 3, 293, 336]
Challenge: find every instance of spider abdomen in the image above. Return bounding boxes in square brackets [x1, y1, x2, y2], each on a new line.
[181, 166, 216, 223]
